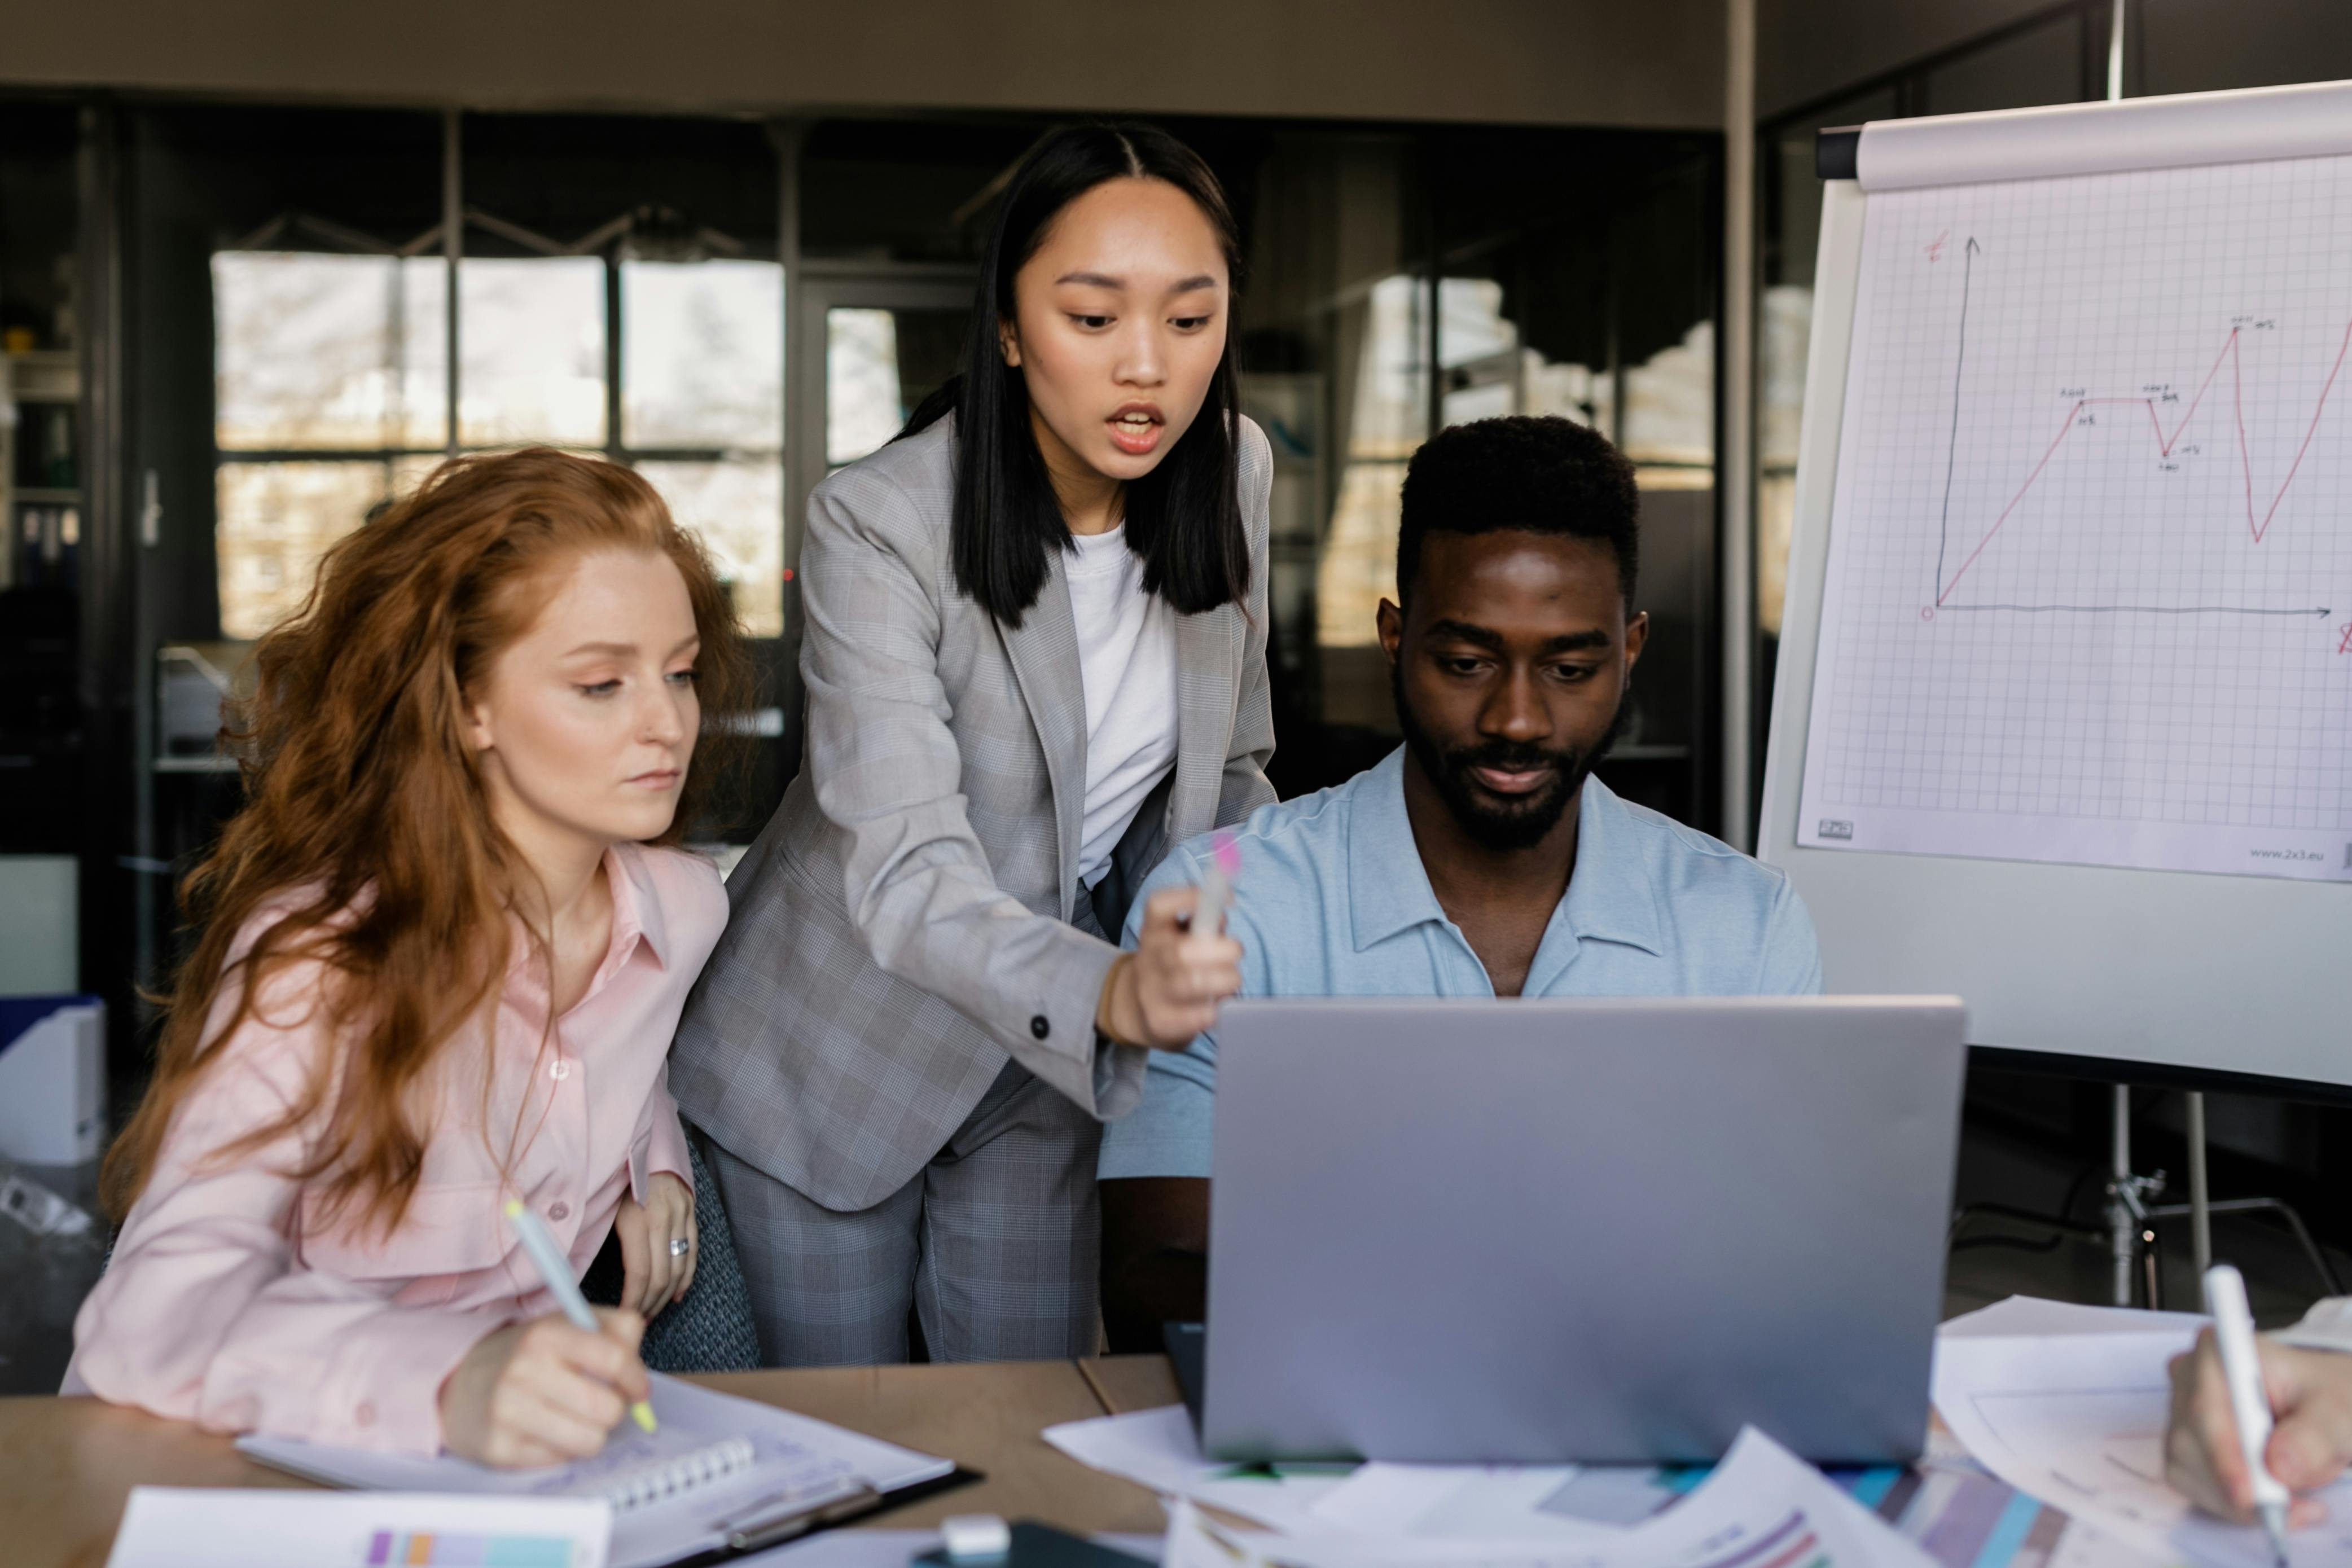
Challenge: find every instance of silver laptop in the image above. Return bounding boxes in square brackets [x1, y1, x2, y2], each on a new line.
[1200, 995, 1967, 1465]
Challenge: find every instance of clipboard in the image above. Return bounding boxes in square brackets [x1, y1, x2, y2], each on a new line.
[677, 1465, 984, 1563]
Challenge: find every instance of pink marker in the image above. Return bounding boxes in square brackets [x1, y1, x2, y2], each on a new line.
[1194, 831, 1241, 938]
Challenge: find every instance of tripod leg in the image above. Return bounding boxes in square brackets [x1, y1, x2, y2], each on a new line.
[2110, 1085, 2135, 1307]
[2188, 1091, 2212, 1300]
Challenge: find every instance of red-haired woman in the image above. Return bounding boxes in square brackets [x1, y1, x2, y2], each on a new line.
[67, 450, 753, 1465]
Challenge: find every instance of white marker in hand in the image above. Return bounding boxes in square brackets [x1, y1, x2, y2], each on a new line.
[2206, 1263, 2291, 1567]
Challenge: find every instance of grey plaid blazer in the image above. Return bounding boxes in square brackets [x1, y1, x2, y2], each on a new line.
[669, 413, 1277, 1213]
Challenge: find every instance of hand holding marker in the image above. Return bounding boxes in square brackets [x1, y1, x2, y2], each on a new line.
[505, 1198, 659, 1435]
[1098, 830, 1241, 1048]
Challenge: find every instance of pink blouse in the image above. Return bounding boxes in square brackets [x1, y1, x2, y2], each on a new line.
[65, 843, 729, 1456]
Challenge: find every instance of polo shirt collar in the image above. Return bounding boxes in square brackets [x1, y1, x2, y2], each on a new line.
[1346, 749, 1449, 951]
[1555, 774, 1665, 956]
[1345, 746, 1665, 959]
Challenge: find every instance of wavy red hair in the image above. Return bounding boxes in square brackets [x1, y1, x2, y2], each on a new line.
[103, 449, 754, 1232]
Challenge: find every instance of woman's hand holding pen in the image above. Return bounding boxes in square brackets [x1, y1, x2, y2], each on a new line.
[2166, 1328, 2352, 1526]
[1098, 886, 1243, 1049]
[440, 1309, 650, 1468]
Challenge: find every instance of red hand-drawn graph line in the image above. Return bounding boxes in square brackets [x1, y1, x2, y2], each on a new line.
[1936, 317, 2352, 606]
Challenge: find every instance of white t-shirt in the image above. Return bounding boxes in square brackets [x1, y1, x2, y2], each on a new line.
[1066, 525, 1179, 890]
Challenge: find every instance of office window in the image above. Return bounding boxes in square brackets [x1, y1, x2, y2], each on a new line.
[214, 253, 447, 453]
[1315, 273, 1427, 653]
[622, 260, 782, 450]
[620, 259, 784, 635]
[457, 258, 607, 449]
[214, 458, 438, 637]
[1210, 119, 1717, 820]
[214, 251, 786, 640]
[825, 308, 906, 468]
[633, 458, 783, 634]
[210, 111, 786, 645]
[213, 254, 452, 638]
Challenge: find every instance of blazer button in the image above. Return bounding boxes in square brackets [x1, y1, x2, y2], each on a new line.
[1030, 1014, 1050, 1040]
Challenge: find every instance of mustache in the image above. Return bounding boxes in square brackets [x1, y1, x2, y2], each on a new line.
[1446, 741, 1579, 776]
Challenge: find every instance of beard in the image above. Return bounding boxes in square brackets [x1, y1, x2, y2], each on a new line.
[1393, 666, 1629, 853]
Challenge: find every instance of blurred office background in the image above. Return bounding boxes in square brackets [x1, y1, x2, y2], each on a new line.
[3, 1, 2352, 1387]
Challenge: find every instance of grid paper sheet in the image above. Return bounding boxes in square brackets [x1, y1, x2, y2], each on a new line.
[1798, 152, 2352, 880]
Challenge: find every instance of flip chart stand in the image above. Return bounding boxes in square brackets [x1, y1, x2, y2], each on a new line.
[2102, 1086, 2168, 1307]
[2101, 1087, 2339, 1308]
[1944, 1088, 2177, 1307]
[1954, 1086, 2337, 1310]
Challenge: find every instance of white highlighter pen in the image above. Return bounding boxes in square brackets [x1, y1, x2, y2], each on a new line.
[2206, 1263, 2290, 1567]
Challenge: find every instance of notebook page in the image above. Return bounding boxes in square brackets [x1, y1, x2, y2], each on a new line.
[236, 1373, 954, 1568]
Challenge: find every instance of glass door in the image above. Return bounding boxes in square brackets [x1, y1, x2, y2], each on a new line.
[775, 267, 971, 773]
[787, 269, 973, 559]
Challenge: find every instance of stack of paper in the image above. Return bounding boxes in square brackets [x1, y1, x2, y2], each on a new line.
[1047, 1411, 1953, 1567]
[1046, 1299, 2239, 1568]
[1157, 1429, 1937, 1568]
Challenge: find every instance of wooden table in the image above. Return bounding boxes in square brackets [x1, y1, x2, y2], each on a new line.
[1076, 1355, 1184, 1416]
[0, 1357, 1181, 1568]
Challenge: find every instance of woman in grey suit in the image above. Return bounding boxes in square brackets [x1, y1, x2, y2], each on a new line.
[669, 124, 1274, 1365]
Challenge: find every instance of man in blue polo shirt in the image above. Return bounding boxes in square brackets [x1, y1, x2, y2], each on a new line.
[1095, 413, 1820, 1349]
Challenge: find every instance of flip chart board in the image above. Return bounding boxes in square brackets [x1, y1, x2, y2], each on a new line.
[1759, 81, 2352, 1087]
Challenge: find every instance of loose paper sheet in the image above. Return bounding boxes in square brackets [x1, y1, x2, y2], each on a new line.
[1161, 1428, 1939, 1568]
[1040, 1405, 1357, 1534]
[1934, 1328, 2352, 1568]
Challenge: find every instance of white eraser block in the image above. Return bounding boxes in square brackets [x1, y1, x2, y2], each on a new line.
[940, 1513, 1012, 1560]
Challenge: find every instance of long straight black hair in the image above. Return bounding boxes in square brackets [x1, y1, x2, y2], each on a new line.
[899, 122, 1250, 626]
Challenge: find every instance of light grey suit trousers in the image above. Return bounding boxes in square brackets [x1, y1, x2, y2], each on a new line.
[671, 413, 1276, 1364]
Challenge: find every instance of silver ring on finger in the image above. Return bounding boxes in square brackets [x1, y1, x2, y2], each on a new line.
[668, 1236, 691, 1258]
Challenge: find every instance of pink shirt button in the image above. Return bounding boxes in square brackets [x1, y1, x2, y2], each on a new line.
[548, 1202, 570, 1223]
[354, 1400, 376, 1427]
[549, 1060, 573, 1081]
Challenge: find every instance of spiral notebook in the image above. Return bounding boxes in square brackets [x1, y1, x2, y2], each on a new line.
[235, 1373, 964, 1568]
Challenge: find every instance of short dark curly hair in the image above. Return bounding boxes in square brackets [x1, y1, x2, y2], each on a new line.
[1396, 415, 1639, 609]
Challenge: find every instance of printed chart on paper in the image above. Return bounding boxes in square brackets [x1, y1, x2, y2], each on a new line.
[1799, 153, 2352, 879]
[1934, 1330, 2352, 1568]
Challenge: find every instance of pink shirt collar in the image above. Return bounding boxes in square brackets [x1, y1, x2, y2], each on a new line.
[502, 842, 675, 1026]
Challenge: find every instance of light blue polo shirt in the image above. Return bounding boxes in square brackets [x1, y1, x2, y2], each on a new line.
[1096, 747, 1823, 1180]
